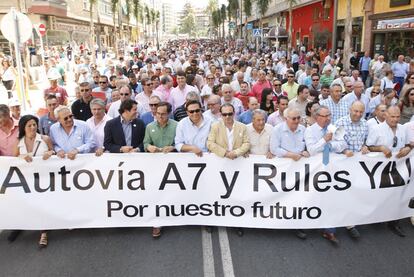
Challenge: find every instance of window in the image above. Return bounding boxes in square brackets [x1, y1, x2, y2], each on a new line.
[390, 0, 411, 8]
[83, 0, 90, 11]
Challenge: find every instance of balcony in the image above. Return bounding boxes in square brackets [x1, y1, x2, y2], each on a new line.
[28, 0, 67, 17]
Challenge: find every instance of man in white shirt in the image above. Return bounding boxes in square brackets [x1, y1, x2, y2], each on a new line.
[343, 81, 369, 115]
[367, 104, 387, 132]
[135, 77, 153, 112]
[169, 71, 196, 111]
[246, 109, 273, 158]
[288, 85, 310, 118]
[366, 106, 412, 237]
[221, 84, 244, 117]
[203, 95, 221, 123]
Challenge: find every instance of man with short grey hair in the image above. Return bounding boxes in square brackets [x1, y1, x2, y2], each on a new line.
[246, 109, 273, 158]
[221, 83, 243, 117]
[174, 91, 200, 122]
[86, 98, 112, 155]
[203, 95, 221, 123]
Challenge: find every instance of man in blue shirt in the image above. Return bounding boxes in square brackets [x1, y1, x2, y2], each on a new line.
[238, 97, 259, 124]
[49, 106, 95, 159]
[359, 51, 371, 86]
[391, 55, 409, 95]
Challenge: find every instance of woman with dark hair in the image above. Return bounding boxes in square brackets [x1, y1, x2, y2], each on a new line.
[302, 101, 320, 127]
[12, 114, 54, 248]
[398, 87, 414, 124]
[260, 88, 275, 115]
[400, 72, 414, 100]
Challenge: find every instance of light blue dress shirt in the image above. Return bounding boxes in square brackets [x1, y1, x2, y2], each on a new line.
[50, 119, 95, 153]
[304, 122, 347, 156]
[270, 122, 306, 157]
[175, 116, 212, 152]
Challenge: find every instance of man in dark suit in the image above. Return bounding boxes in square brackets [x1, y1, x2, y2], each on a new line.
[104, 99, 145, 153]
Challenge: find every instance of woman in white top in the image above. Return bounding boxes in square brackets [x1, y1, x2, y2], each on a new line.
[13, 115, 54, 248]
[1, 58, 16, 98]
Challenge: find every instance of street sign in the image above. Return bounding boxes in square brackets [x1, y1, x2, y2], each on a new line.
[246, 23, 253, 30]
[38, 23, 46, 36]
[0, 9, 32, 43]
[228, 22, 236, 29]
[253, 28, 262, 37]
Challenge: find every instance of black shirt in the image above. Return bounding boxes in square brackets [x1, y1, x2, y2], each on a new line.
[72, 98, 93, 121]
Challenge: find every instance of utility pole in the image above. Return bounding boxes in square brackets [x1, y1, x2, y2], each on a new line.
[240, 0, 243, 39]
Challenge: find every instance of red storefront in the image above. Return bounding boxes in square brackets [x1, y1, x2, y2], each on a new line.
[285, 0, 334, 50]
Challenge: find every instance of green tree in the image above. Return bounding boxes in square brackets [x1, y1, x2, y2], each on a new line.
[179, 3, 196, 37]
[255, 0, 270, 29]
[206, 0, 219, 38]
[133, 0, 142, 42]
[220, 4, 226, 39]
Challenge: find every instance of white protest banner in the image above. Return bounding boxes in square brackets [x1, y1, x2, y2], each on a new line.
[0, 153, 413, 230]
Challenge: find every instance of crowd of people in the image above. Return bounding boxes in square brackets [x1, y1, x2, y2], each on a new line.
[1, 39, 414, 248]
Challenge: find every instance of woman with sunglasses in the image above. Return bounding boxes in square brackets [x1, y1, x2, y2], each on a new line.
[398, 87, 414, 124]
[365, 78, 382, 99]
[12, 115, 54, 248]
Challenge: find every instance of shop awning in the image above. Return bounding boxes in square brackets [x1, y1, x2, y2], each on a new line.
[266, 27, 288, 38]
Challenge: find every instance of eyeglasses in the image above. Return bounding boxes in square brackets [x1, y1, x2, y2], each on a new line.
[80, 89, 90, 92]
[371, 91, 380, 95]
[187, 109, 201, 114]
[289, 116, 301, 121]
[149, 103, 158, 107]
[207, 77, 215, 80]
[222, 112, 234, 117]
[120, 93, 130, 96]
[99, 81, 107, 84]
[393, 136, 398, 148]
[63, 114, 73, 121]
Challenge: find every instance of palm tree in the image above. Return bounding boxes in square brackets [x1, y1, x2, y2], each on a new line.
[206, 0, 219, 38]
[287, 0, 298, 57]
[144, 5, 151, 42]
[212, 10, 220, 38]
[227, 0, 239, 38]
[220, 4, 226, 39]
[154, 10, 160, 50]
[111, 0, 119, 57]
[150, 8, 156, 45]
[243, 0, 252, 40]
[89, 0, 97, 63]
[133, 0, 142, 42]
[256, 0, 270, 30]
[343, 0, 353, 72]
[124, 0, 132, 44]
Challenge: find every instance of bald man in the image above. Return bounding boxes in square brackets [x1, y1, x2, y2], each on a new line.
[366, 106, 412, 237]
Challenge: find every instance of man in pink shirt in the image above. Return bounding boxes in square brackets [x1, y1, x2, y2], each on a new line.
[153, 75, 173, 102]
[251, 70, 272, 102]
[169, 70, 197, 111]
[0, 104, 18, 156]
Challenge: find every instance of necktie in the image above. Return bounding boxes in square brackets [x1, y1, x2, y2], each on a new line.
[322, 127, 331, 165]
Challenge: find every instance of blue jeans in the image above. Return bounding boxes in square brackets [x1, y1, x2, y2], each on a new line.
[394, 76, 405, 95]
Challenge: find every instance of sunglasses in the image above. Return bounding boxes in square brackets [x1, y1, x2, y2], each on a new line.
[371, 91, 380, 94]
[99, 81, 107, 84]
[312, 79, 319, 81]
[145, 83, 153, 86]
[188, 109, 201, 114]
[149, 103, 158, 107]
[273, 84, 281, 86]
[80, 89, 90, 92]
[393, 136, 398, 148]
[63, 114, 73, 121]
[289, 116, 301, 121]
[207, 77, 214, 80]
[120, 93, 130, 96]
[222, 112, 234, 117]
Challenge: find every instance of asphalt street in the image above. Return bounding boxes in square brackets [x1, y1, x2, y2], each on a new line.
[1, 220, 414, 277]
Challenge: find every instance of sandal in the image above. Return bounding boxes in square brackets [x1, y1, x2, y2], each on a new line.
[39, 232, 48, 248]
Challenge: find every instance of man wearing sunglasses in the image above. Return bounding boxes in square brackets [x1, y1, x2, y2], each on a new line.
[71, 82, 94, 121]
[175, 100, 212, 157]
[207, 103, 250, 160]
[107, 86, 145, 119]
[135, 78, 154, 113]
[50, 106, 95, 160]
[366, 106, 412, 237]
